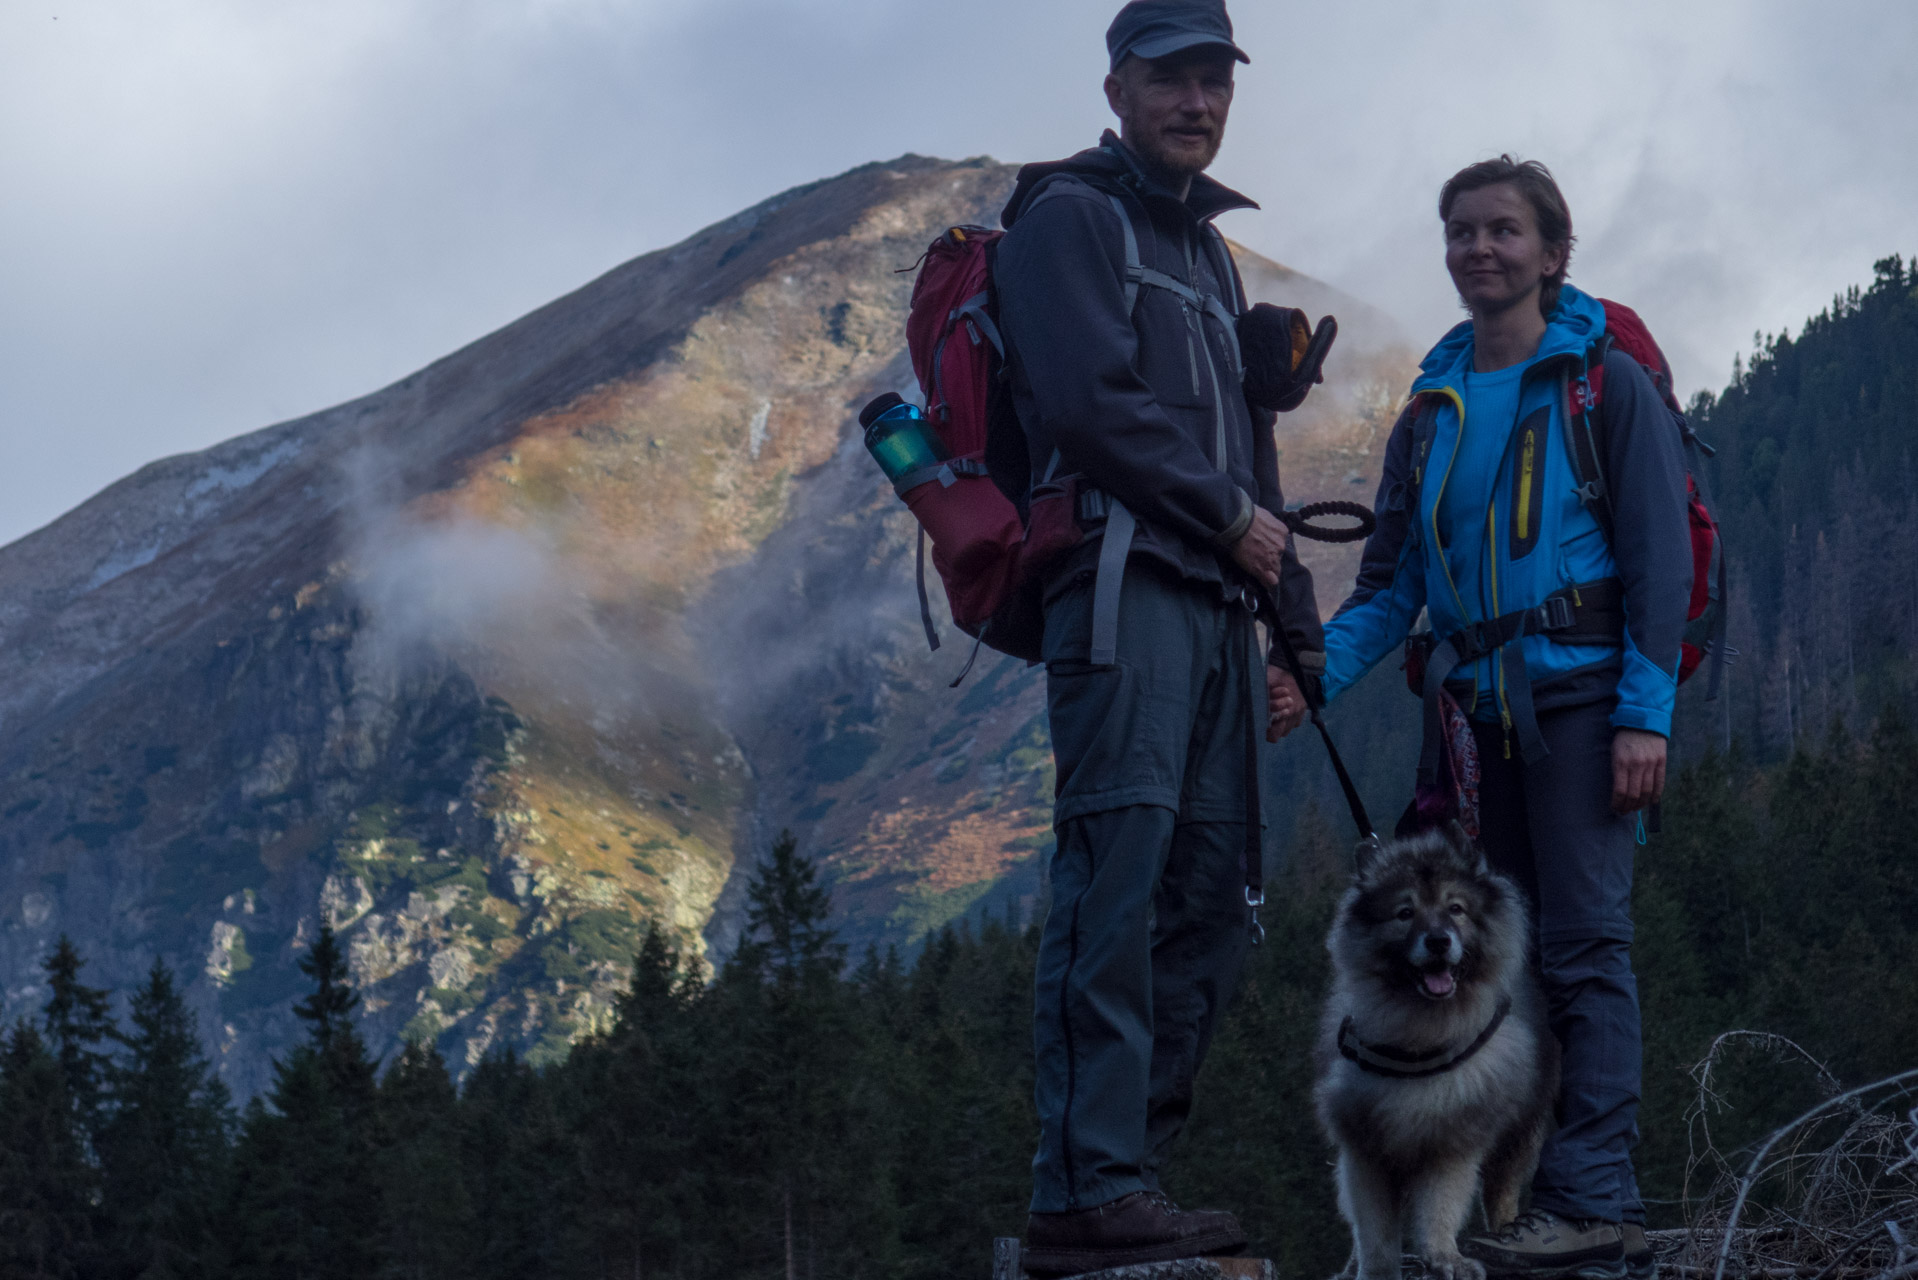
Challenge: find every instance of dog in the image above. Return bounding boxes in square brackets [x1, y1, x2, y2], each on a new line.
[1314, 823, 1558, 1280]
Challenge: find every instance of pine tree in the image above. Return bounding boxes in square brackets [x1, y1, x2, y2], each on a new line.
[0, 1020, 97, 1278]
[224, 924, 382, 1280]
[459, 1048, 585, 1280]
[96, 960, 234, 1279]
[712, 830, 880, 1279]
[294, 923, 361, 1057]
[42, 934, 117, 1139]
[573, 923, 703, 1277]
[374, 1041, 474, 1279]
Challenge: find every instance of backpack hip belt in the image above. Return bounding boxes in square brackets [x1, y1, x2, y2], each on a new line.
[1410, 579, 1624, 783]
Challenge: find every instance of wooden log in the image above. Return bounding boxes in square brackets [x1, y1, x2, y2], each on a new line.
[987, 1242, 1278, 1280]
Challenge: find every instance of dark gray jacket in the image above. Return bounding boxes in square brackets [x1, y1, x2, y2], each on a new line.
[994, 132, 1323, 662]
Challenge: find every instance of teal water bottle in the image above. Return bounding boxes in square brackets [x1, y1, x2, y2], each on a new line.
[859, 393, 948, 488]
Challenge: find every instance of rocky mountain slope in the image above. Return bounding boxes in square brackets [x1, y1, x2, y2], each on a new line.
[0, 156, 1409, 1094]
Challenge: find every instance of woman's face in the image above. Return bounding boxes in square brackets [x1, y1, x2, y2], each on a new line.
[1443, 183, 1565, 319]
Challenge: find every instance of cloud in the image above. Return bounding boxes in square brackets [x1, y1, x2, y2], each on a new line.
[1, 0, 1911, 547]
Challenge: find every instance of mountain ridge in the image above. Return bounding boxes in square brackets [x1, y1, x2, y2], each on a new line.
[0, 154, 1408, 1094]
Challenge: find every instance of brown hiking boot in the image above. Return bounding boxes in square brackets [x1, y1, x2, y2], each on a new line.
[1462, 1209, 1625, 1279]
[1022, 1190, 1247, 1275]
[1620, 1224, 1655, 1280]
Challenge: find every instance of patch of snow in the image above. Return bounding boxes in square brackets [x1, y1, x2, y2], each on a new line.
[84, 541, 162, 591]
[748, 400, 772, 460]
[184, 437, 302, 501]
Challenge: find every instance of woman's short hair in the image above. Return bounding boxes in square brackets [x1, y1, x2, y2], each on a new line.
[1439, 155, 1576, 317]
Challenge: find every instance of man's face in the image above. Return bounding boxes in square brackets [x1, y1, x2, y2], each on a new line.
[1104, 48, 1235, 181]
[1443, 183, 1565, 318]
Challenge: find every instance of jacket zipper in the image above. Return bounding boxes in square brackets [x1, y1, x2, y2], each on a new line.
[1185, 314, 1204, 400]
[1515, 430, 1536, 544]
[1424, 389, 1477, 629]
[1424, 387, 1483, 714]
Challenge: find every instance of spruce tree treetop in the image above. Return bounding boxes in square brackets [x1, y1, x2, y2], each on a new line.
[741, 828, 844, 982]
[41, 934, 116, 1132]
[612, 920, 689, 1042]
[294, 924, 361, 1053]
[98, 960, 233, 1279]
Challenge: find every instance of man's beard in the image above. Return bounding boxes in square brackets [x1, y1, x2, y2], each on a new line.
[1136, 127, 1221, 184]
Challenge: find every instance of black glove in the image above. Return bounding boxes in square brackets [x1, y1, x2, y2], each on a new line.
[1238, 304, 1338, 412]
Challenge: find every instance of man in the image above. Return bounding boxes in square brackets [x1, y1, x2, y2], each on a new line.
[993, 2, 1324, 1271]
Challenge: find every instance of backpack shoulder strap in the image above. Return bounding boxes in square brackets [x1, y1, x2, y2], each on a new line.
[1103, 191, 1145, 314]
[1197, 222, 1246, 375]
[1102, 191, 1212, 315]
[1562, 337, 1617, 540]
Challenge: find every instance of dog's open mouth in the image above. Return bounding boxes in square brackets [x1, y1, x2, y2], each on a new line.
[1418, 968, 1457, 999]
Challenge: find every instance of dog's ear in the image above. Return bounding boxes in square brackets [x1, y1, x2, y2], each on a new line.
[1353, 833, 1385, 876]
[1444, 820, 1491, 874]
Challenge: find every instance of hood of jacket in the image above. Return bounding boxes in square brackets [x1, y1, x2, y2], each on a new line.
[1000, 130, 1258, 229]
[1410, 283, 1608, 395]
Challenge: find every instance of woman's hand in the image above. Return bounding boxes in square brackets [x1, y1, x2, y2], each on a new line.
[1267, 665, 1308, 742]
[1611, 728, 1667, 814]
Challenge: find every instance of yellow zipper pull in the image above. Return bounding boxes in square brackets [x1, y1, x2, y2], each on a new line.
[1573, 587, 1583, 607]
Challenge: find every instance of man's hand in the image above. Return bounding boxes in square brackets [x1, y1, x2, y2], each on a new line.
[1266, 665, 1308, 742]
[1611, 728, 1667, 814]
[1230, 506, 1287, 588]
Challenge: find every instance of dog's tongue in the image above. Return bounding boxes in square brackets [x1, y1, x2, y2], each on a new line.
[1423, 970, 1456, 997]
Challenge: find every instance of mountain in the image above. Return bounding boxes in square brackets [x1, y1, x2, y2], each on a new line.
[1666, 255, 1918, 762]
[0, 155, 1411, 1094]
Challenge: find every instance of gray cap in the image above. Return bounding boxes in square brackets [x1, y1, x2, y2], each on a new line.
[1106, 0, 1248, 73]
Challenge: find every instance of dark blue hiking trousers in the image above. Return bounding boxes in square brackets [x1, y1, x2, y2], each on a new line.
[1030, 565, 1265, 1213]
[1473, 701, 1646, 1225]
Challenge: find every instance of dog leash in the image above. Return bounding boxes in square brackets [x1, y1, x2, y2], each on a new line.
[1337, 995, 1513, 1079]
[1259, 584, 1376, 843]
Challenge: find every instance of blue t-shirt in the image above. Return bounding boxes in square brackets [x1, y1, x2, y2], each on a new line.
[1437, 360, 1526, 591]
[1438, 360, 1527, 715]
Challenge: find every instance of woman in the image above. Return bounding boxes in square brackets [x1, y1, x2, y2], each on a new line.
[1296, 157, 1691, 1279]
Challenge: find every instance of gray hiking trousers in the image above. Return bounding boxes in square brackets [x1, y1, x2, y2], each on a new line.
[1472, 701, 1646, 1225]
[1029, 564, 1265, 1214]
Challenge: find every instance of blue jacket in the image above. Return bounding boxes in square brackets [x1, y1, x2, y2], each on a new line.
[1323, 285, 1692, 737]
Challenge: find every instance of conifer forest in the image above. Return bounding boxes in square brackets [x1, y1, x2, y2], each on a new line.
[3, 262, 1916, 1280]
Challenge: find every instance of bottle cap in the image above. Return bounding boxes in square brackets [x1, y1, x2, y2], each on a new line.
[859, 392, 907, 430]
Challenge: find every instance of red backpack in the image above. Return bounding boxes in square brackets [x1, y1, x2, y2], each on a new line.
[874, 194, 1164, 671]
[1567, 299, 1728, 694]
[871, 224, 1077, 670]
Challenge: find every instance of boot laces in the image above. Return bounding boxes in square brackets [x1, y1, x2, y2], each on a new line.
[1494, 1209, 1559, 1242]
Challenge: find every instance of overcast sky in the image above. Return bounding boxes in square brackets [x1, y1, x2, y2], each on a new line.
[1, 0, 1912, 549]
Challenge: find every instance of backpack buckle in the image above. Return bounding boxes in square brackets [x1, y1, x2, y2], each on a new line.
[1538, 595, 1575, 632]
[1457, 620, 1494, 662]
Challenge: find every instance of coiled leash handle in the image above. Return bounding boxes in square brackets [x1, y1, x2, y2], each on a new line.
[1282, 500, 1376, 544]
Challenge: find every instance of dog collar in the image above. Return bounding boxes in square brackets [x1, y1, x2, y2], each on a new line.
[1337, 995, 1512, 1079]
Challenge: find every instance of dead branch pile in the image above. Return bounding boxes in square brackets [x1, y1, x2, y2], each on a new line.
[1650, 1032, 1918, 1280]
